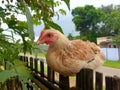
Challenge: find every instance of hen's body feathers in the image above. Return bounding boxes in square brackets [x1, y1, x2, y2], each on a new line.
[47, 40, 105, 76]
[37, 29, 105, 76]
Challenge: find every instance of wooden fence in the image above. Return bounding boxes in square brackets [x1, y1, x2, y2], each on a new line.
[19, 55, 120, 90]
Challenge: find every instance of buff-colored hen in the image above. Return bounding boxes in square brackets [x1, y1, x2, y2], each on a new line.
[36, 29, 105, 76]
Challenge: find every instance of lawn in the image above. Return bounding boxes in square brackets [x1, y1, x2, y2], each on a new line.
[103, 60, 120, 69]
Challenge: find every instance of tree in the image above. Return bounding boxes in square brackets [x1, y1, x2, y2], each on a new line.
[0, 0, 70, 89]
[99, 5, 120, 60]
[72, 5, 105, 43]
[67, 33, 74, 40]
[99, 4, 114, 14]
[99, 5, 120, 36]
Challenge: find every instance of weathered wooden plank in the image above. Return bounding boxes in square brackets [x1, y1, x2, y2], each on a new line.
[25, 56, 29, 67]
[95, 72, 103, 90]
[19, 55, 120, 90]
[76, 69, 83, 90]
[40, 61, 44, 77]
[105, 76, 113, 90]
[59, 74, 70, 90]
[19, 55, 23, 61]
[76, 68, 93, 90]
[23, 56, 27, 62]
[112, 76, 120, 90]
[85, 69, 93, 90]
[30, 57, 34, 70]
[47, 66, 55, 83]
[34, 58, 38, 73]
[34, 73, 62, 90]
[32, 78, 49, 90]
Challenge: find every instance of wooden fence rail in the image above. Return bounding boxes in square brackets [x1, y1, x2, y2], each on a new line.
[18, 55, 120, 90]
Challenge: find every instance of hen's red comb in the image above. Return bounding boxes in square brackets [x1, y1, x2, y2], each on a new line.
[40, 30, 45, 36]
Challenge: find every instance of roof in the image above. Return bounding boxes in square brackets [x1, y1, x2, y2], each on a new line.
[97, 36, 112, 44]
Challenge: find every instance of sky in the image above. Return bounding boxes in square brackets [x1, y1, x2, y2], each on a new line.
[34, 0, 120, 40]
[1, 0, 120, 41]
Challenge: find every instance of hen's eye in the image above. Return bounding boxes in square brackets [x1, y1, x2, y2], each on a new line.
[47, 33, 51, 37]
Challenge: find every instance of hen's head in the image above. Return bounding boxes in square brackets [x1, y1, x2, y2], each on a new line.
[37, 29, 66, 45]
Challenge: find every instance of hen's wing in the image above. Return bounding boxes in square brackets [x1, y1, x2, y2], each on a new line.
[66, 40, 105, 61]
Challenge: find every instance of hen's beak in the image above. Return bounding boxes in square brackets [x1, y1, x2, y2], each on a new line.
[36, 37, 44, 45]
[36, 39, 45, 45]
[36, 40, 41, 45]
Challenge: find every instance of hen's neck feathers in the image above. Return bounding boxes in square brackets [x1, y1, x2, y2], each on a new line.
[50, 30, 70, 49]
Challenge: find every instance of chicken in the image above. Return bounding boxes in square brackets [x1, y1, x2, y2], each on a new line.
[36, 29, 105, 76]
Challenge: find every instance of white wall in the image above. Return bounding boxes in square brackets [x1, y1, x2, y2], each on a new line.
[101, 48, 119, 61]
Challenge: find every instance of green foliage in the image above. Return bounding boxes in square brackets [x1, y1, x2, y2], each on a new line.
[21, 0, 69, 32]
[23, 1, 34, 41]
[0, 60, 31, 84]
[113, 33, 120, 44]
[0, 69, 16, 83]
[72, 5, 105, 42]
[63, 0, 70, 10]
[59, 9, 67, 15]
[99, 4, 113, 14]
[0, 0, 70, 89]
[104, 10, 120, 34]
[67, 33, 74, 40]
[72, 4, 120, 43]
[99, 5, 120, 39]
[46, 20, 63, 33]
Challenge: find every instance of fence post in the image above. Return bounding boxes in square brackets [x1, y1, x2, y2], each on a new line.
[25, 56, 29, 67]
[95, 72, 103, 90]
[40, 61, 44, 77]
[105, 76, 120, 90]
[59, 74, 70, 90]
[47, 66, 55, 83]
[112, 76, 120, 90]
[30, 57, 34, 70]
[23, 56, 26, 62]
[34, 58, 38, 73]
[76, 68, 93, 90]
[19, 55, 23, 61]
[105, 76, 113, 90]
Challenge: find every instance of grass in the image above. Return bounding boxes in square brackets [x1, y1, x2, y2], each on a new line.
[103, 60, 120, 69]
[30, 52, 46, 57]
[37, 53, 45, 57]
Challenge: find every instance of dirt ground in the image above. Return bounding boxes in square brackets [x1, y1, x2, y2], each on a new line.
[96, 66, 120, 77]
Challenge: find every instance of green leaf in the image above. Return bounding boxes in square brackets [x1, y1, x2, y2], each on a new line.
[21, 81, 28, 90]
[16, 66, 31, 82]
[0, 7, 4, 11]
[0, 12, 5, 18]
[63, 0, 70, 10]
[13, 60, 32, 82]
[29, 82, 39, 90]
[59, 9, 66, 15]
[23, 1, 35, 41]
[0, 28, 4, 33]
[0, 7, 5, 18]
[0, 70, 17, 83]
[50, 0, 54, 12]
[47, 20, 64, 33]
